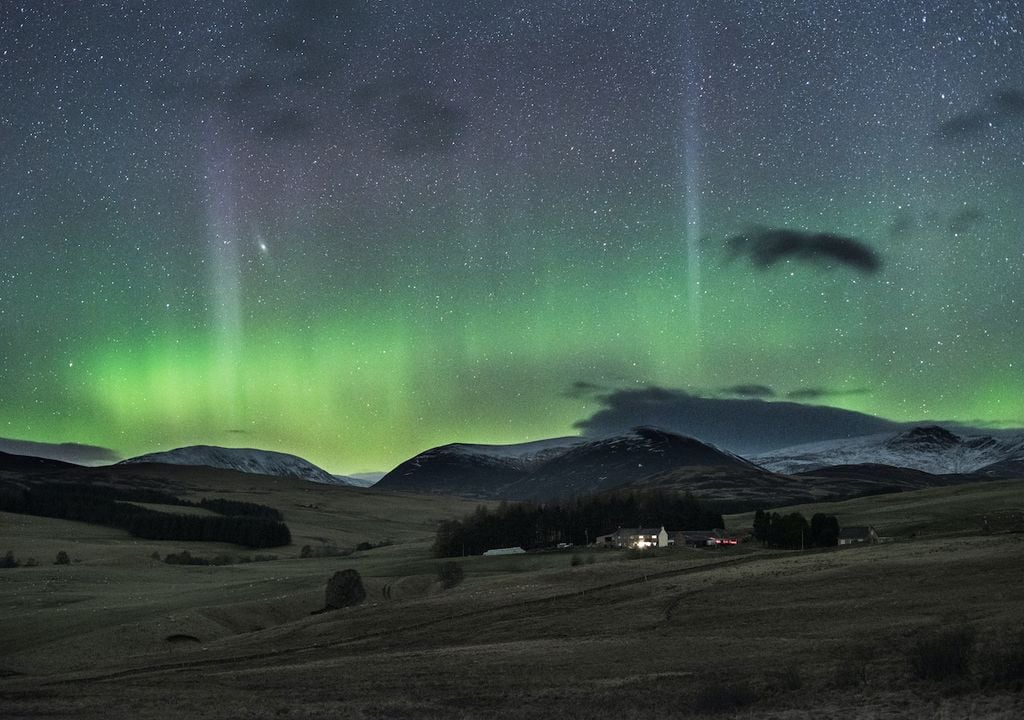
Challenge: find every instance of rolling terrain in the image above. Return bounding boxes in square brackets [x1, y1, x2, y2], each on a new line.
[2, 457, 1024, 719]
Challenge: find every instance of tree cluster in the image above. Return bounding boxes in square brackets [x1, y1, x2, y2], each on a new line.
[128, 508, 291, 548]
[0, 481, 291, 549]
[752, 510, 839, 549]
[196, 497, 282, 520]
[433, 489, 723, 558]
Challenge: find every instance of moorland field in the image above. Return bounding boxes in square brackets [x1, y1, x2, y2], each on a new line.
[2, 467, 1024, 719]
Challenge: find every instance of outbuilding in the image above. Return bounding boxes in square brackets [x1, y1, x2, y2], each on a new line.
[838, 526, 879, 545]
[482, 546, 526, 556]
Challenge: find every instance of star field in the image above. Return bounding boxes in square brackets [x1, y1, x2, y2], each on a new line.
[1, 1, 1022, 472]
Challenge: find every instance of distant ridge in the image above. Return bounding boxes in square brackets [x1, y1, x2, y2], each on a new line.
[0, 450, 79, 473]
[755, 425, 1024, 476]
[375, 427, 758, 500]
[120, 445, 358, 486]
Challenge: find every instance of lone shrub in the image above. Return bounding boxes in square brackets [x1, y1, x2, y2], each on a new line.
[908, 623, 977, 681]
[54, 550, 70, 565]
[0, 550, 18, 568]
[437, 561, 464, 589]
[833, 644, 873, 689]
[325, 569, 366, 609]
[570, 554, 583, 567]
[764, 664, 803, 694]
[164, 550, 210, 566]
[980, 630, 1024, 685]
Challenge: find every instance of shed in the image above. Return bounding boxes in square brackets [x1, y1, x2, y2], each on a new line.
[482, 546, 526, 556]
[838, 526, 878, 545]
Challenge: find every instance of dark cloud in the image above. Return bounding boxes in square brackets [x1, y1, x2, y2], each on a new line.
[151, 2, 366, 142]
[721, 384, 775, 398]
[948, 207, 983, 235]
[0, 438, 121, 466]
[260, 110, 315, 141]
[726, 226, 882, 274]
[888, 210, 914, 240]
[938, 88, 1024, 141]
[786, 387, 869, 401]
[262, 0, 362, 72]
[574, 386, 900, 454]
[938, 110, 993, 141]
[353, 81, 467, 156]
[993, 89, 1024, 116]
[565, 381, 608, 399]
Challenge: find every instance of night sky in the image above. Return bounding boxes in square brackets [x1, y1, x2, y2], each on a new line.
[2, 1, 1022, 473]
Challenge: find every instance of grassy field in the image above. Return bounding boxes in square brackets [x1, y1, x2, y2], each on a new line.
[725, 477, 1024, 538]
[2, 474, 1024, 718]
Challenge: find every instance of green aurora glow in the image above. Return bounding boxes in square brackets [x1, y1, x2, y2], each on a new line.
[2, 2, 1022, 472]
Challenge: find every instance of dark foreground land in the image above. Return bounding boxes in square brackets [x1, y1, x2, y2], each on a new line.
[2, 473, 1024, 719]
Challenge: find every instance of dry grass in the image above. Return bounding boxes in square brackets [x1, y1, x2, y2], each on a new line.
[3, 473, 1024, 718]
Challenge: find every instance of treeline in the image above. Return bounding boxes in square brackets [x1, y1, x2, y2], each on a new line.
[196, 497, 282, 521]
[127, 507, 291, 547]
[753, 510, 838, 549]
[0, 482, 290, 549]
[434, 490, 723, 557]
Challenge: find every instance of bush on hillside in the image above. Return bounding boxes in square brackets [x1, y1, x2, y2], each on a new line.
[164, 550, 210, 566]
[325, 569, 366, 609]
[54, 550, 70, 565]
[908, 623, 977, 681]
[437, 561, 464, 589]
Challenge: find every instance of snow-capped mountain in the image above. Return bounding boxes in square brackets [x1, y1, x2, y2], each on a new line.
[336, 472, 383, 488]
[375, 428, 758, 500]
[120, 445, 357, 486]
[754, 426, 1024, 476]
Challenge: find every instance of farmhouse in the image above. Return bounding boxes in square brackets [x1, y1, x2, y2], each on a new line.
[595, 526, 669, 549]
[838, 526, 878, 546]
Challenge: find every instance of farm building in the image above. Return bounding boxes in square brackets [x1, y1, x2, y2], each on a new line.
[675, 529, 739, 548]
[482, 546, 526, 556]
[837, 526, 878, 545]
[595, 526, 669, 549]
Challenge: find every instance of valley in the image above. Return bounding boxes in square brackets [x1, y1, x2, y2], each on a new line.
[2, 456, 1023, 718]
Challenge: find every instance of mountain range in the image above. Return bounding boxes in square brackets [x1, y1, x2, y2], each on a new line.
[754, 425, 1024, 476]
[5, 424, 1022, 507]
[374, 424, 1024, 503]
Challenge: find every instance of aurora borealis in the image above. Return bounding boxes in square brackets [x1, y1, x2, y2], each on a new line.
[2, 1, 1022, 473]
